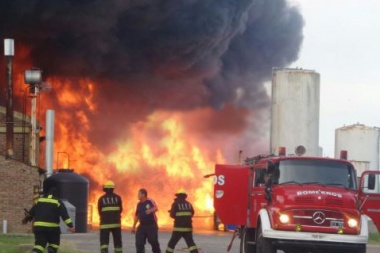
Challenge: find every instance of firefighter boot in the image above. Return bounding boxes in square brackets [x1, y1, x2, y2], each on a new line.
[47, 245, 59, 253]
[101, 247, 109, 253]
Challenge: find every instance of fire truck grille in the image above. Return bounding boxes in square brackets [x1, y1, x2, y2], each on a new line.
[325, 197, 343, 206]
[295, 196, 315, 204]
[292, 210, 344, 228]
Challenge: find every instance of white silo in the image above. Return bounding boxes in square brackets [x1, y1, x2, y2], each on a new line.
[335, 124, 380, 176]
[270, 68, 320, 156]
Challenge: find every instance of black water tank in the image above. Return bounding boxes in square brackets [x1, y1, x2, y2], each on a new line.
[44, 169, 89, 233]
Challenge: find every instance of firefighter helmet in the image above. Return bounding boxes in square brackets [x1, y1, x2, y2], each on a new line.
[176, 188, 187, 196]
[104, 180, 115, 189]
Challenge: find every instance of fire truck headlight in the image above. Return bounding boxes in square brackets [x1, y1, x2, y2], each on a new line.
[348, 218, 358, 228]
[279, 214, 290, 224]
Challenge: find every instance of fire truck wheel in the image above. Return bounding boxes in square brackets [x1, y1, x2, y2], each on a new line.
[256, 223, 275, 253]
[240, 228, 256, 253]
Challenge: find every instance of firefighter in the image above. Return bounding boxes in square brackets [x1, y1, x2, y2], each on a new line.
[131, 188, 161, 253]
[165, 189, 198, 253]
[22, 187, 75, 253]
[98, 180, 123, 253]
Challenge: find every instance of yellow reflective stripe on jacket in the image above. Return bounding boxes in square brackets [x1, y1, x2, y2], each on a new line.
[100, 224, 121, 229]
[101, 206, 121, 212]
[175, 211, 192, 217]
[37, 198, 60, 206]
[101, 245, 108, 249]
[64, 218, 72, 224]
[173, 227, 192, 232]
[34, 221, 60, 227]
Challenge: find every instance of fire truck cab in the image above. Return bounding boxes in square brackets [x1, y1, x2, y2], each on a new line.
[214, 153, 380, 253]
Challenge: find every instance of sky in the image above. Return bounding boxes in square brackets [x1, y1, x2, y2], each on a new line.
[286, 0, 380, 157]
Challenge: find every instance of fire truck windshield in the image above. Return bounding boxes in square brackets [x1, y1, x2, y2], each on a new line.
[275, 159, 357, 190]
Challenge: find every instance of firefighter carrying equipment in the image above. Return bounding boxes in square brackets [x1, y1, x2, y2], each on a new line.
[27, 194, 74, 232]
[104, 180, 115, 189]
[25, 192, 74, 253]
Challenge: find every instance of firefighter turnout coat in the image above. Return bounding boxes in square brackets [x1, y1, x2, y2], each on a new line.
[170, 198, 194, 232]
[29, 194, 74, 232]
[98, 192, 123, 229]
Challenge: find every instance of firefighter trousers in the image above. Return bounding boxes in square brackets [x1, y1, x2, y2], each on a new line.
[100, 227, 123, 253]
[166, 231, 198, 253]
[135, 223, 161, 253]
[31, 231, 60, 253]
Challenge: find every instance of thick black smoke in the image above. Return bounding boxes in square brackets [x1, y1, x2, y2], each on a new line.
[0, 0, 303, 110]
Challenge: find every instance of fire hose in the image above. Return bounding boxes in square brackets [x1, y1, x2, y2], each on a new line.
[227, 229, 238, 252]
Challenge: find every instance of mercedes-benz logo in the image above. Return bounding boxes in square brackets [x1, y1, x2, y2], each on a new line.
[312, 211, 326, 225]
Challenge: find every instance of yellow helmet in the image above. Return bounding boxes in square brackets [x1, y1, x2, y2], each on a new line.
[176, 188, 187, 195]
[104, 180, 115, 189]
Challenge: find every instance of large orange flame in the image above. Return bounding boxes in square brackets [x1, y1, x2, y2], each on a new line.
[31, 78, 226, 230]
[9, 45, 262, 231]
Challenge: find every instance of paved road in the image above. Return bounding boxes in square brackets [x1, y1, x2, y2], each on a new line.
[62, 230, 380, 253]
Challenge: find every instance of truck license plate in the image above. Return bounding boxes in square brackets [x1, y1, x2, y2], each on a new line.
[330, 221, 344, 227]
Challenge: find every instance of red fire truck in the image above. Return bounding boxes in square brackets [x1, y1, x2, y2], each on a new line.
[213, 150, 380, 253]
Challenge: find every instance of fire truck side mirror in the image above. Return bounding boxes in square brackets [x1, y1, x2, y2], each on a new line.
[368, 174, 376, 190]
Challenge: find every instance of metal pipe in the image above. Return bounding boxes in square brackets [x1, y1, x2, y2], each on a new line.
[2, 220, 7, 234]
[46, 110, 55, 177]
[4, 39, 14, 159]
[238, 150, 243, 165]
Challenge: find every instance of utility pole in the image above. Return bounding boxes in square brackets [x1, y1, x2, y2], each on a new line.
[24, 70, 42, 166]
[30, 85, 39, 166]
[4, 39, 14, 159]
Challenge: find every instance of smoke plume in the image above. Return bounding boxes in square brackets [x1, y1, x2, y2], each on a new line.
[0, 0, 304, 152]
[1, 0, 303, 107]
[0, 1, 304, 224]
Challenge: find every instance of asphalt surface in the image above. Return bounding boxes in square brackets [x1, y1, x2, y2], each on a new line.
[61, 230, 380, 253]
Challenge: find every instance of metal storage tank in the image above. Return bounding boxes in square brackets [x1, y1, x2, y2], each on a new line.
[335, 124, 380, 175]
[44, 169, 89, 233]
[271, 68, 320, 156]
[351, 161, 370, 178]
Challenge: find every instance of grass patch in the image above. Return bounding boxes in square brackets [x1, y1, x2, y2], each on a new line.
[0, 234, 87, 253]
[369, 233, 380, 244]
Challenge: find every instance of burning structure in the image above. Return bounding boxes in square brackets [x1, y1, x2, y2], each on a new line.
[0, 0, 304, 229]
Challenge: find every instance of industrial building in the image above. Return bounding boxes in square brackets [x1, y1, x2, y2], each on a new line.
[0, 106, 43, 233]
[0, 108, 89, 233]
[1, 38, 88, 234]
